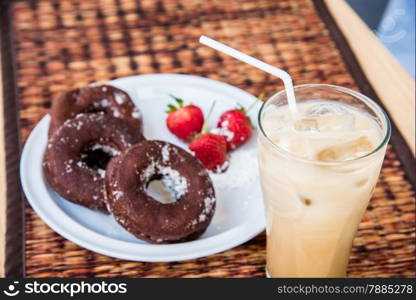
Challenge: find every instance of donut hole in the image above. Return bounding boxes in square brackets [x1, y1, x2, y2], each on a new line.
[80, 143, 120, 173]
[141, 160, 189, 205]
[146, 178, 178, 204]
[145, 168, 189, 204]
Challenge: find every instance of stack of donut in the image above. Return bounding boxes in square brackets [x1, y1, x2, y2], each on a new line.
[43, 85, 216, 244]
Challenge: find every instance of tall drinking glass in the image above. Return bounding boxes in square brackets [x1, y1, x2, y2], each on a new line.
[257, 84, 391, 277]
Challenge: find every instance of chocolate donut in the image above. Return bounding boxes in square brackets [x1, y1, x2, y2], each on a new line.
[43, 112, 144, 213]
[49, 85, 142, 137]
[105, 140, 216, 244]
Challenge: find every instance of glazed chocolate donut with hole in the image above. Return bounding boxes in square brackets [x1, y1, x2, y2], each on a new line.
[105, 140, 216, 244]
[43, 112, 144, 213]
[49, 84, 142, 137]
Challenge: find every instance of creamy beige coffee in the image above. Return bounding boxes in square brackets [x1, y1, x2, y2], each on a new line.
[258, 98, 388, 277]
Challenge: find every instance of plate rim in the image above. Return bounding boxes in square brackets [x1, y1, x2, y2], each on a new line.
[20, 74, 265, 262]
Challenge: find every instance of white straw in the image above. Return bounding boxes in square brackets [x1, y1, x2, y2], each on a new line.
[199, 35, 298, 114]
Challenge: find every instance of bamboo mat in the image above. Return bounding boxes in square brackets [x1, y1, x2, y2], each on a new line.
[4, 0, 415, 277]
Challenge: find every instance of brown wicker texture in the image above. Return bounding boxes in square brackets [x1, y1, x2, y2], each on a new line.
[10, 0, 415, 277]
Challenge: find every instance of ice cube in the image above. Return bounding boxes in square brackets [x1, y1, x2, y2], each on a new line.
[306, 102, 348, 117]
[293, 118, 319, 132]
[306, 103, 354, 132]
[317, 113, 354, 132]
[289, 136, 314, 157]
[317, 136, 373, 161]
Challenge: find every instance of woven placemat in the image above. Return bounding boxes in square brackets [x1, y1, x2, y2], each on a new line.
[4, 0, 415, 277]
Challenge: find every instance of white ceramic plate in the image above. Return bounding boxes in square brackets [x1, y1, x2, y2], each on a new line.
[20, 74, 265, 262]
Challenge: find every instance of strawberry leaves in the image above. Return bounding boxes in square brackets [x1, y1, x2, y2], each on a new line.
[165, 94, 185, 113]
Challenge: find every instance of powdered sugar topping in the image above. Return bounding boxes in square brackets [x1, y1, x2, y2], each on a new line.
[114, 92, 126, 104]
[91, 144, 120, 156]
[160, 167, 188, 199]
[141, 160, 188, 200]
[97, 168, 106, 178]
[141, 161, 157, 181]
[112, 190, 124, 201]
[113, 110, 121, 118]
[100, 98, 109, 107]
[161, 145, 170, 162]
[131, 108, 141, 119]
[211, 120, 234, 142]
[210, 148, 258, 189]
[188, 196, 216, 227]
[199, 197, 215, 222]
[64, 159, 73, 173]
[215, 160, 229, 173]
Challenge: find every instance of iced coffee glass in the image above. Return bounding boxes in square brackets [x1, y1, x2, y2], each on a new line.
[257, 84, 391, 277]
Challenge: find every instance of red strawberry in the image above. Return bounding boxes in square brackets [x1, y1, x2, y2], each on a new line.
[189, 133, 229, 173]
[216, 108, 252, 150]
[166, 95, 204, 141]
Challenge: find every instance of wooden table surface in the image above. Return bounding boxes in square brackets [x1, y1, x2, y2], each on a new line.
[0, 0, 414, 277]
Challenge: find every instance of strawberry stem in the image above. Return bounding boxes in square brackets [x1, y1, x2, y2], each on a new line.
[244, 98, 259, 115]
[245, 92, 266, 115]
[258, 92, 266, 101]
[201, 100, 216, 134]
[245, 100, 257, 114]
[169, 94, 184, 108]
